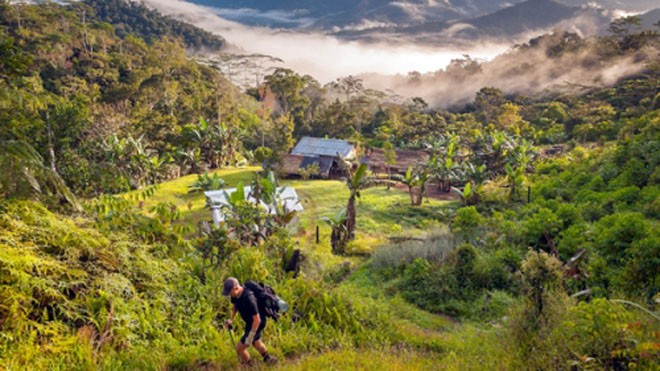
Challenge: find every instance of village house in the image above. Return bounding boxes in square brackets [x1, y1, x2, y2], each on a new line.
[277, 137, 356, 178]
[360, 147, 430, 176]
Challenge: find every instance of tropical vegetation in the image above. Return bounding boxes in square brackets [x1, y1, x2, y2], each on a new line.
[0, 1, 658, 369]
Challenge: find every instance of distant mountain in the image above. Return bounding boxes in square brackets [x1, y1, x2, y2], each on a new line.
[186, 0, 660, 31]
[187, 0, 521, 30]
[333, 0, 610, 45]
[639, 8, 660, 30]
[86, 0, 225, 50]
[466, 0, 578, 36]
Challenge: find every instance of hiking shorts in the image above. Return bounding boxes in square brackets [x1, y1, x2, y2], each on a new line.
[241, 317, 267, 345]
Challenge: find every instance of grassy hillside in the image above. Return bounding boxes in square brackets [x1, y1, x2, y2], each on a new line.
[1, 1, 658, 369]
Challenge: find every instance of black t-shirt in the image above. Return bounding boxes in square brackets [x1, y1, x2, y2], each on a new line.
[231, 287, 261, 327]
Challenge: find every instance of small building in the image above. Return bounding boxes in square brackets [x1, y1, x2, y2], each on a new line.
[277, 137, 356, 178]
[360, 148, 430, 175]
[204, 186, 303, 226]
[291, 137, 356, 159]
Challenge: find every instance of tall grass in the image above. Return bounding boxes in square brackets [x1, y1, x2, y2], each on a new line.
[371, 227, 458, 270]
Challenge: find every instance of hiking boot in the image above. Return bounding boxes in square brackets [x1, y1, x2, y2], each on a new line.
[241, 359, 255, 369]
[263, 354, 278, 365]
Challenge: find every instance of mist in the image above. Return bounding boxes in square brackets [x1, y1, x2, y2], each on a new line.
[140, 0, 650, 109]
[139, 0, 511, 83]
[362, 40, 650, 109]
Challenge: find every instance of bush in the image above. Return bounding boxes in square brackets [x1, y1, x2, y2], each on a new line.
[623, 236, 660, 301]
[550, 299, 658, 369]
[469, 290, 517, 322]
[224, 247, 271, 283]
[451, 206, 483, 242]
[472, 248, 521, 292]
[592, 212, 649, 266]
[187, 172, 225, 193]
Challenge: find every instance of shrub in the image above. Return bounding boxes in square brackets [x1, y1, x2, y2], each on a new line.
[297, 163, 321, 180]
[472, 248, 521, 292]
[592, 212, 649, 267]
[521, 207, 562, 253]
[623, 236, 660, 301]
[557, 223, 591, 259]
[224, 247, 271, 283]
[451, 206, 483, 242]
[549, 299, 659, 369]
[187, 172, 224, 193]
[469, 290, 517, 321]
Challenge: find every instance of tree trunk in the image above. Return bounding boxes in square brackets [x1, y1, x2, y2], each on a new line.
[46, 112, 57, 174]
[346, 195, 356, 240]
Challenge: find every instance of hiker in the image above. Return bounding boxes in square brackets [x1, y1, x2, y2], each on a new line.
[223, 277, 277, 365]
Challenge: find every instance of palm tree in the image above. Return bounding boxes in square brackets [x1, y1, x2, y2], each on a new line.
[0, 140, 79, 210]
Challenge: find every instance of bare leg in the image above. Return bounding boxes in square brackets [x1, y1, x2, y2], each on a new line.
[253, 339, 277, 364]
[236, 341, 251, 363]
[253, 339, 267, 355]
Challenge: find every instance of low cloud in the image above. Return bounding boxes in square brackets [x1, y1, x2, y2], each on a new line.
[361, 35, 651, 108]
[139, 0, 652, 109]
[140, 0, 510, 84]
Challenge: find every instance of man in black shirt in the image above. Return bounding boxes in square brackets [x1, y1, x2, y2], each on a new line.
[223, 277, 277, 365]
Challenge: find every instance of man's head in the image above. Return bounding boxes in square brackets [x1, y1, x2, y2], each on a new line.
[222, 277, 241, 298]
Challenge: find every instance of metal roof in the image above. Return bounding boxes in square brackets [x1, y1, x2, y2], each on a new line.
[204, 186, 303, 225]
[280, 154, 336, 176]
[291, 137, 355, 158]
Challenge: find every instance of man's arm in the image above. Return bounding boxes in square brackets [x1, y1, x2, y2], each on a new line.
[225, 304, 237, 328]
[251, 313, 261, 331]
[245, 313, 261, 345]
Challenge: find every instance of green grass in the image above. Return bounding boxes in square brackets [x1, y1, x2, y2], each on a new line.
[129, 168, 455, 255]
[284, 178, 453, 255]
[123, 167, 261, 233]
[288, 347, 445, 370]
[116, 168, 502, 369]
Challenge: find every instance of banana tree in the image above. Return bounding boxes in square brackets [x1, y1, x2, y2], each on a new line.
[188, 172, 225, 193]
[336, 162, 390, 253]
[505, 163, 525, 202]
[399, 166, 419, 205]
[429, 136, 458, 192]
[174, 147, 203, 174]
[145, 153, 173, 185]
[250, 171, 299, 231]
[397, 165, 429, 206]
[452, 182, 477, 206]
[344, 163, 369, 242]
[456, 162, 489, 204]
[221, 182, 267, 246]
[319, 208, 348, 255]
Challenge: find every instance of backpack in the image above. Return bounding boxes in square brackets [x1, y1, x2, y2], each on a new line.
[244, 280, 283, 322]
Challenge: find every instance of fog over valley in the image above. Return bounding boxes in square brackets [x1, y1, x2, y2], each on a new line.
[141, 0, 658, 108]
